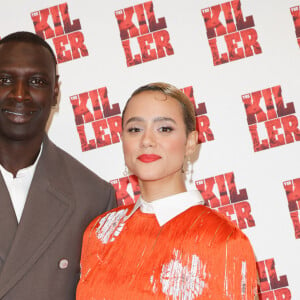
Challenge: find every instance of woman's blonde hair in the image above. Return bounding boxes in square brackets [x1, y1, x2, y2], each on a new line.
[122, 82, 196, 135]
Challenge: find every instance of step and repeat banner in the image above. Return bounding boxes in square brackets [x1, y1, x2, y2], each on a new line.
[1, 0, 299, 298]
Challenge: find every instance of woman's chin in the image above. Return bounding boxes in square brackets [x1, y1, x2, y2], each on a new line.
[136, 175, 161, 182]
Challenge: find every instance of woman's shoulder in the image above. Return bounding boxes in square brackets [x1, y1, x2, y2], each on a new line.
[183, 204, 247, 241]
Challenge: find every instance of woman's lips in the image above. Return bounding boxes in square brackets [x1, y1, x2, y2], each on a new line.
[137, 154, 162, 163]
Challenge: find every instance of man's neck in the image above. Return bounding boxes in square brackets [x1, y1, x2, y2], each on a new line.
[0, 136, 44, 177]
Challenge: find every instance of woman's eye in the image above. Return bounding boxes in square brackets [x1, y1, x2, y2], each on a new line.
[128, 127, 142, 133]
[158, 126, 173, 133]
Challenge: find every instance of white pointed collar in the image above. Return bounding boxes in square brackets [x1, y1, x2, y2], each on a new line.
[125, 190, 204, 226]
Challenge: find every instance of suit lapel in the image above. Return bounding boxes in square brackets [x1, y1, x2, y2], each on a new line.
[0, 137, 75, 297]
[0, 174, 18, 273]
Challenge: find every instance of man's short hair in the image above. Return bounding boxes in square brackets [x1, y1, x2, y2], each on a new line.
[0, 31, 57, 69]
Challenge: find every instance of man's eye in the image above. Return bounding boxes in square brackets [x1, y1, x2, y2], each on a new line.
[158, 126, 173, 133]
[0, 77, 13, 85]
[30, 78, 47, 86]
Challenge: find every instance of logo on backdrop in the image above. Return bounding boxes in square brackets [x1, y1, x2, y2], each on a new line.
[283, 178, 300, 239]
[115, 1, 174, 67]
[181, 86, 214, 144]
[31, 2, 88, 63]
[257, 258, 292, 299]
[201, 0, 262, 66]
[242, 85, 300, 152]
[195, 171, 255, 230]
[290, 5, 300, 48]
[111, 175, 141, 206]
[69, 87, 121, 152]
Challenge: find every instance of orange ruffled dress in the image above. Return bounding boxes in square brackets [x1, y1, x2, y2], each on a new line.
[77, 199, 257, 299]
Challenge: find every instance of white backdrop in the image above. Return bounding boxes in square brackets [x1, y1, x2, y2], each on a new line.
[1, 0, 299, 298]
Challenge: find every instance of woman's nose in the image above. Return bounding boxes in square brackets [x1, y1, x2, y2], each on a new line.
[141, 128, 156, 148]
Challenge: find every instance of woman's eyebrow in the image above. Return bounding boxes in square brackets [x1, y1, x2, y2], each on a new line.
[153, 117, 176, 124]
[125, 116, 144, 125]
[125, 116, 177, 125]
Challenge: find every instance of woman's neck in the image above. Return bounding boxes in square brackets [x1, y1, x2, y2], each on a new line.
[138, 174, 187, 202]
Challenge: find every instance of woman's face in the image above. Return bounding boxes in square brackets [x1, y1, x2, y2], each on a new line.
[122, 90, 196, 183]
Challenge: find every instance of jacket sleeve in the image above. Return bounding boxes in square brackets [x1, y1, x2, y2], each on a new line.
[105, 184, 117, 211]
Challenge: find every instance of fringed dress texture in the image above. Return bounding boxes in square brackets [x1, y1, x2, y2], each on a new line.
[76, 203, 257, 299]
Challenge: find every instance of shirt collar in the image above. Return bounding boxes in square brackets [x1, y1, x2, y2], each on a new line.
[0, 144, 43, 179]
[125, 190, 204, 226]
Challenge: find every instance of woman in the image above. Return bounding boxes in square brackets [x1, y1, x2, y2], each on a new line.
[76, 82, 258, 299]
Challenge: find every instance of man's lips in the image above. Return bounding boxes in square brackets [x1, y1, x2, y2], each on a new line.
[137, 154, 162, 163]
[3, 110, 33, 115]
[1, 108, 37, 123]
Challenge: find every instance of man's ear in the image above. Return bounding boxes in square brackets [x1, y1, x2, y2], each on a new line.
[52, 75, 60, 107]
[185, 130, 198, 157]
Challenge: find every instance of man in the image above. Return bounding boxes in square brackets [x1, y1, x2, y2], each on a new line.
[0, 31, 116, 299]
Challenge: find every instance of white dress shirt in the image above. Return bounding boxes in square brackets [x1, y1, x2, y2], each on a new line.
[125, 190, 205, 226]
[0, 146, 42, 223]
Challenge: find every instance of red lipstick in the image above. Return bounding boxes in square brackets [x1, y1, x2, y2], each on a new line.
[137, 154, 161, 163]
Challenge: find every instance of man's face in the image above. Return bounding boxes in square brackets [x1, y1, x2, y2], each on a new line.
[0, 41, 59, 142]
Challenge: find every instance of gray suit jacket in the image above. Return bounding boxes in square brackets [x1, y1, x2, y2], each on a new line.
[0, 136, 116, 299]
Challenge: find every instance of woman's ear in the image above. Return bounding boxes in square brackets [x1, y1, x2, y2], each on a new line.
[185, 130, 198, 156]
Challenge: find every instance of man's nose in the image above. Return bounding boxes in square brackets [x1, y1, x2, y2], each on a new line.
[12, 80, 30, 102]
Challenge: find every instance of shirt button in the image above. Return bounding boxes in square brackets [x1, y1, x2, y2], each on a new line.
[58, 258, 69, 269]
